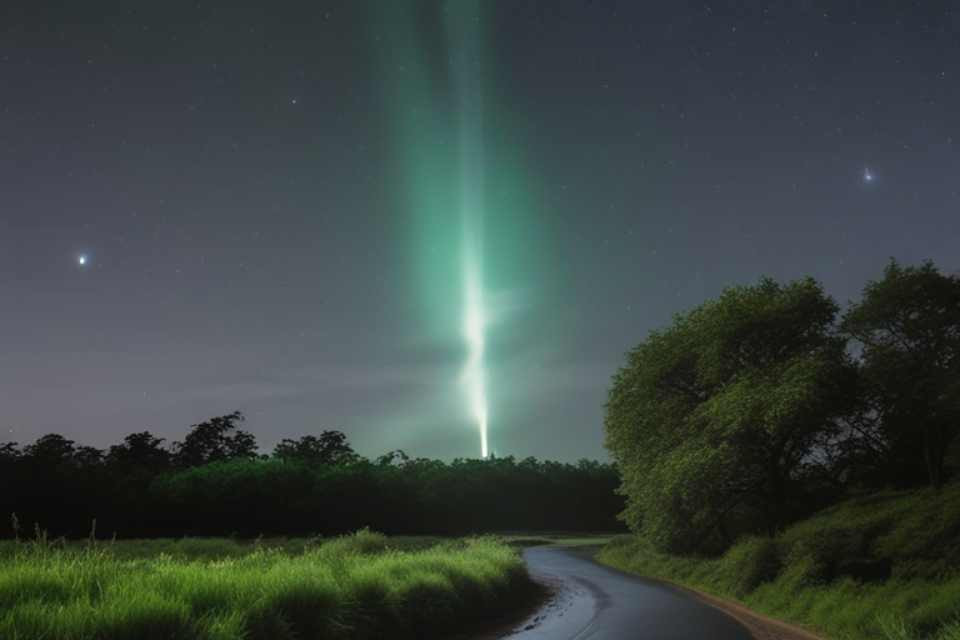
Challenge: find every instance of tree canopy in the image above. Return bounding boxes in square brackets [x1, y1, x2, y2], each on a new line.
[606, 277, 854, 553]
[273, 432, 359, 465]
[173, 411, 258, 467]
[842, 260, 960, 488]
[0, 421, 623, 538]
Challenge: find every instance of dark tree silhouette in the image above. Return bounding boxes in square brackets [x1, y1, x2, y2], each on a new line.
[173, 411, 257, 468]
[106, 431, 171, 474]
[23, 434, 80, 468]
[842, 260, 960, 488]
[376, 449, 410, 466]
[7, 263, 959, 545]
[0, 421, 624, 539]
[273, 432, 358, 465]
[0, 442, 20, 462]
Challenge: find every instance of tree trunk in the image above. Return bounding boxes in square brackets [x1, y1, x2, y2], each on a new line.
[766, 464, 784, 537]
[924, 425, 944, 490]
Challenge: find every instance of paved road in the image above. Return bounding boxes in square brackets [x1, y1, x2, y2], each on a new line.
[498, 546, 753, 640]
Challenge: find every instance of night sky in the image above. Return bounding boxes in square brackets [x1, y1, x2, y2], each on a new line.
[2, 1, 958, 461]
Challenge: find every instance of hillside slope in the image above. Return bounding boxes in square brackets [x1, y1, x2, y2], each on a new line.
[598, 483, 960, 640]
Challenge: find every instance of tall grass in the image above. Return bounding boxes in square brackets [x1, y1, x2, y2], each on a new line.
[598, 483, 960, 640]
[0, 529, 532, 639]
[0, 533, 445, 562]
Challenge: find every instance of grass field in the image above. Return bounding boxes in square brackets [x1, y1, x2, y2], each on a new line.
[0, 529, 533, 640]
[598, 483, 960, 640]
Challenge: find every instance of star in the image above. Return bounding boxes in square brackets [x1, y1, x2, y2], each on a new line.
[77, 254, 89, 267]
[863, 167, 875, 183]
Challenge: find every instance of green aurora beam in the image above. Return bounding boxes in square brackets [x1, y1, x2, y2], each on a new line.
[449, 2, 490, 457]
[374, 1, 545, 458]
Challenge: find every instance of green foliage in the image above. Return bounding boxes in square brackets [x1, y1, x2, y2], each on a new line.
[314, 528, 390, 558]
[0, 532, 531, 640]
[172, 412, 258, 468]
[0, 430, 623, 538]
[600, 261, 960, 636]
[721, 536, 783, 596]
[606, 276, 853, 552]
[779, 526, 865, 587]
[842, 259, 960, 488]
[598, 482, 960, 640]
[0, 534, 445, 563]
[272, 432, 359, 465]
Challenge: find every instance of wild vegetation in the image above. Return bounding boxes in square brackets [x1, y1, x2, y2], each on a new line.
[602, 259, 960, 638]
[0, 414, 623, 539]
[7, 258, 957, 639]
[599, 484, 960, 640]
[0, 529, 534, 640]
[0, 348, 621, 639]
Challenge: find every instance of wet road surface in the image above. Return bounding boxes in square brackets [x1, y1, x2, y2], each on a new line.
[496, 546, 753, 640]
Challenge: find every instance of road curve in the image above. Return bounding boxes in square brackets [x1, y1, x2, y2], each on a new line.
[498, 546, 753, 640]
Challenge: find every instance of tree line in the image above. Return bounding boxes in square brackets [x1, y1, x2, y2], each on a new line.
[605, 259, 960, 554]
[0, 412, 624, 538]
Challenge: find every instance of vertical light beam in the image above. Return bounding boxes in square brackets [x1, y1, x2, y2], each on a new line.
[451, 0, 490, 458]
[463, 263, 488, 458]
[378, 1, 543, 459]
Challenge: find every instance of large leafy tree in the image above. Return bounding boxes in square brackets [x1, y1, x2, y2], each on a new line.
[173, 411, 258, 467]
[106, 431, 171, 474]
[23, 433, 77, 463]
[606, 277, 853, 553]
[273, 431, 359, 465]
[842, 260, 960, 488]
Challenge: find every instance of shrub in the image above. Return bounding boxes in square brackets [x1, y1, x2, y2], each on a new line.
[719, 536, 783, 596]
[598, 482, 960, 640]
[780, 526, 863, 586]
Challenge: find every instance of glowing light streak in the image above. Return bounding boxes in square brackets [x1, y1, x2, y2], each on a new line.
[463, 264, 488, 458]
[451, 1, 490, 458]
[376, 1, 543, 459]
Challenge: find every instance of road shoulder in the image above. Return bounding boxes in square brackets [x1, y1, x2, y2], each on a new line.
[581, 544, 826, 640]
[636, 577, 826, 640]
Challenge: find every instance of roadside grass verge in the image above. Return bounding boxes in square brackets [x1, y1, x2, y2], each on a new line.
[0, 529, 533, 639]
[598, 483, 960, 640]
[500, 533, 617, 548]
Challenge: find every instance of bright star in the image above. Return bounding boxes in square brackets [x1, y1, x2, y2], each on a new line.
[863, 168, 874, 183]
[77, 254, 88, 266]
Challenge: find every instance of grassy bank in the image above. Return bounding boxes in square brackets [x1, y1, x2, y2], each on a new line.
[598, 483, 960, 640]
[0, 530, 533, 639]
